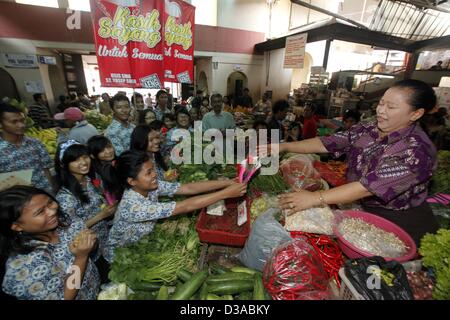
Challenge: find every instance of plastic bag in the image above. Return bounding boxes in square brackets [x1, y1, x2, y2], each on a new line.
[284, 206, 336, 235]
[97, 283, 129, 300]
[344, 256, 414, 300]
[250, 193, 279, 223]
[238, 208, 292, 272]
[262, 238, 331, 300]
[279, 154, 323, 191]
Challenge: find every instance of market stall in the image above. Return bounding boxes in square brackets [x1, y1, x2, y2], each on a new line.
[100, 147, 449, 301]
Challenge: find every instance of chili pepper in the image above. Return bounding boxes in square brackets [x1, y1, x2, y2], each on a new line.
[290, 231, 344, 287]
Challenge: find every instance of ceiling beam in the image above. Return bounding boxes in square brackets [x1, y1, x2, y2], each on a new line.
[410, 34, 450, 50]
[290, 0, 369, 29]
[254, 22, 415, 53]
[394, 0, 450, 13]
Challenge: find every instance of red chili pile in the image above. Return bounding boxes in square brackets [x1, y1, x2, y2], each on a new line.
[291, 231, 344, 287]
[262, 239, 331, 300]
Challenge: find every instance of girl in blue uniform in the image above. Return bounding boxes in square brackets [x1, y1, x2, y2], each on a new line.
[0, 186, 100, 300]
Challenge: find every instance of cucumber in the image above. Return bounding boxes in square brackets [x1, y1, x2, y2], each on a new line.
[252, 273, 265, 300]
[177, 269, 193, 282]
[230, 266, 258, 275]
[156, 286, 169, 300]
[128, 290, 157, 300]
[209, 264, 229, 275]
[206, 272, 254, 284]
[171, 270, 208, 300]
[129, 281, 162, 292]
[236, 291, 252, 300]
[199, 283, 209, 300]
[206, 293, 222, 300]
[207, 280, 254, 295]
[190, 293, 200, 300]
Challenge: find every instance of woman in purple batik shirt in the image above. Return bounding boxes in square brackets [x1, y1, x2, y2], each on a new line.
[260, 79, 439, 246]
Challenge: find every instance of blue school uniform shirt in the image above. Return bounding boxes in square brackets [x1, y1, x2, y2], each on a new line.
[0, 135, 54, 194]
[104, 119, 135, 156]
[56, 177, 108, 260]
[104, 181, 180, 263]
[2, 219, 100, 300]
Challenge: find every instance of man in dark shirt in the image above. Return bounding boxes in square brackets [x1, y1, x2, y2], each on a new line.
[239, 88, 254, 108]
[267, 99, 289, 141]
[190, 90, 203, 110]
[28, 93, 55, 129]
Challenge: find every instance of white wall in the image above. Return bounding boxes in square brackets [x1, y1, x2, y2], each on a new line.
[191, 0, 217, 26]
[217, 0, 268, 33]
[0, 38, 43, 106]
[0, 38, 94, 108]
[211, 53, 264, 101]
[261, 48, 293, 101]
[195, 56, 213, 95]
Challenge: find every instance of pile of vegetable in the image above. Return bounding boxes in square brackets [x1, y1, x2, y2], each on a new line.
[280, 155, 324, 191]
[419, 229, 450, 300]
[290, 232, 344, 287]
[128, 265, 270, 300]
[429, 203, 450, 229]
[313, 160, 348, 187]
[170, 138, 238, 183]
[429, 150, 450, 195]
[263, 239, 331, 300]
[248, 172, 290, 195]
[249, 195, 279, 223]
[84, 110, 112, 131]
[109, 215, 201, 293]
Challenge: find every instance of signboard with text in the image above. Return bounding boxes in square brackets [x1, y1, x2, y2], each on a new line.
[90, 0, 195, 88]
[283, 33, 307, 69]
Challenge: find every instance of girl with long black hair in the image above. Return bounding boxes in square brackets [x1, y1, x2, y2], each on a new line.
[55, 140, 116, 262]
[87, 135, 123, 204]
[0, 186, 99, 300]
[130, 123, 176, 181]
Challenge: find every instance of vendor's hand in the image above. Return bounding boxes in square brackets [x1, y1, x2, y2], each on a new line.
[278, 190, 320, 215]
[223, 182, 247, 198]
[257, 143, 283, 158]
[69, 229, 97, 258]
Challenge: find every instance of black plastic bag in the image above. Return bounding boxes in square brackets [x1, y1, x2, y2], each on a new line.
[344, 256, 414, 300]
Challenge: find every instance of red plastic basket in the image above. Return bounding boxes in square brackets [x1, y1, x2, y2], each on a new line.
[196, 197, 251, 247]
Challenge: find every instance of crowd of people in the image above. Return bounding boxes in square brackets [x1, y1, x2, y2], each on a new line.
[0, 79, 449, 300]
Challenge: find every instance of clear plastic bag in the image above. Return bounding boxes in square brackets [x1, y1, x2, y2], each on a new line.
[284, 206, 336, 235]
[97, 283, 129, 300]
[238, 208, 292, 272]
[279, 154, 323, 191]
[262, 238, 331, 300]
[250, 193, 279, 223]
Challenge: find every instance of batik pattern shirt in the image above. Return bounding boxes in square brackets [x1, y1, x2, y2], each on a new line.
[104, 181, 180, 263]
[154, 105, 173, 121]
[56, 177, 108, 260]
[105, 119, 135, 156]
[0, 136, 53, 194]
[320, 121, 437, 210]
[2, 219, 100, 300]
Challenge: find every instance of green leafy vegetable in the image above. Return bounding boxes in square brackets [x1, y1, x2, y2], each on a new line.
[429, 150, 450, 195]
[109, 215, 201, 287]
[419, 229, 450, 300]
